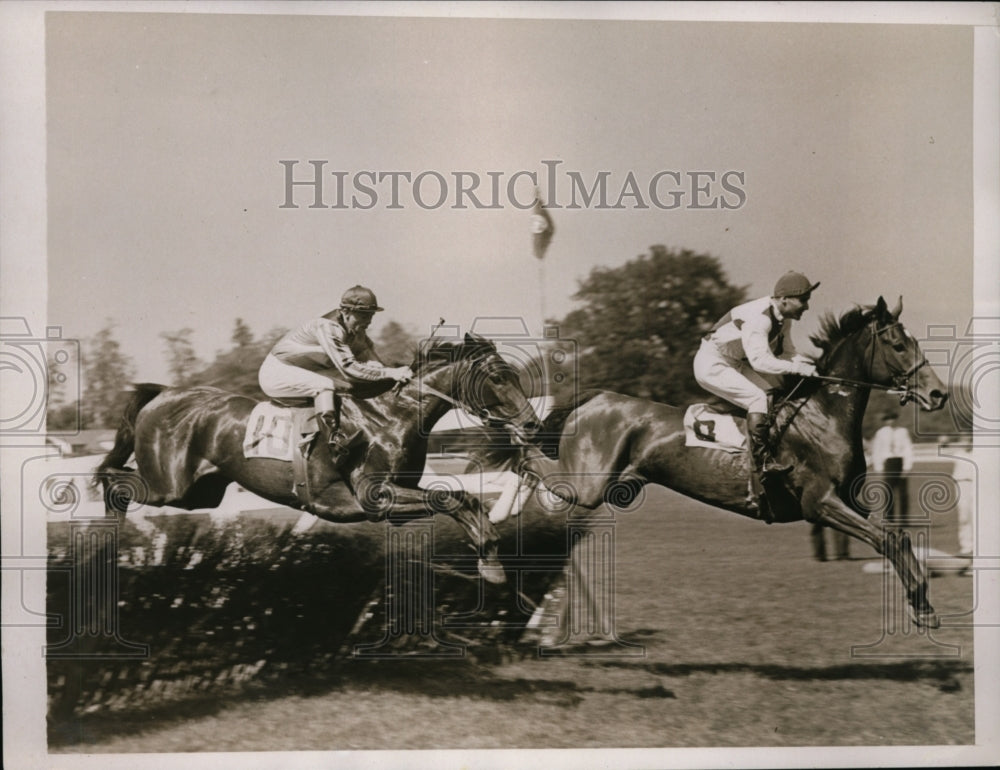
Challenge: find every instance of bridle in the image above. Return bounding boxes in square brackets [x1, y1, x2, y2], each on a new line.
[807, 317, 929, 404]
[412, 352, 534, 438]
[770, 314, 930, 448]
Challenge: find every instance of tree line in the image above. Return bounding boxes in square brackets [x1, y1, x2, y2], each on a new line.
[46, 318, 421, 430]
[47, 246, 968, 438]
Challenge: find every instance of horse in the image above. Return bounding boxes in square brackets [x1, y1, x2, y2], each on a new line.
[94, 332, 541, 583]
[483, 297, 950, 626]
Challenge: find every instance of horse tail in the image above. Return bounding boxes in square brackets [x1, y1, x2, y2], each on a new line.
[464, 389, 606, 472]
[93, 383, 167, 483]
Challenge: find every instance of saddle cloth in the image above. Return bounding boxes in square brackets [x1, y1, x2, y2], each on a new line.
[243, 402, 318, 461]
[683, 403, 747, 453]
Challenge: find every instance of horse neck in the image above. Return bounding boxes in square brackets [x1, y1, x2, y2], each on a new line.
[408, 361, 463, 434]
[809, 329, 873, 441]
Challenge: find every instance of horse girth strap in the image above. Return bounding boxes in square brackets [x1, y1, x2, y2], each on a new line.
[292, 417, 316, 505]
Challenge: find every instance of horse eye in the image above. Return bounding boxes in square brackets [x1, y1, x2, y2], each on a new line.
[891, 342, 906, 352]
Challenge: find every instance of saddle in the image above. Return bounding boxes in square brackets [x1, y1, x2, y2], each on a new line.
[268, 396, 313, 409]
[243, 401, 331, 505]
[244, 401, 317, 461]
[683, 397, 799, 523]
[683, 401, 748, 453]
[700, 395, 747, 419]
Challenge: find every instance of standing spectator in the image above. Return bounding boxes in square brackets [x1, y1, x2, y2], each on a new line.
[869, 412, 913, 524]
[939, 438, 975, 561]
[811, 523, 850, 561]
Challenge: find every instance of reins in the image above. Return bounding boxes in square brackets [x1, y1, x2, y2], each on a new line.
[400, 329, 521, 429]
[808, 373, 912, 395]
[808, 319, 928, 396]
[415, 380, 503, 425]
[770, 315, 927, 439]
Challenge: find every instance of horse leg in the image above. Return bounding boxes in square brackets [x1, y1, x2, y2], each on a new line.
[362, 480, 504, 584]
[310, 479, 505, 584]
[812, 490, 938, 628]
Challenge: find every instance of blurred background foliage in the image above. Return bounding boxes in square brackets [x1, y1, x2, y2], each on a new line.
[46, 246, 971, 439]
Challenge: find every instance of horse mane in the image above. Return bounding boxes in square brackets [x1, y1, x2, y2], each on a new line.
[409, 335, 498, 376]
[809, 304, 876, 371]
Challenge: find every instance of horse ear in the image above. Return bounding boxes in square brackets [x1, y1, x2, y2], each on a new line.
[464, 331, 493, 349]
[891, 296, 903, 319]
[875, 296, 888, 316]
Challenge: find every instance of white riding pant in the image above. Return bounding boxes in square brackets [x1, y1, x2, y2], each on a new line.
[693, 340, 779, 414]
[258, 354, 340, 399]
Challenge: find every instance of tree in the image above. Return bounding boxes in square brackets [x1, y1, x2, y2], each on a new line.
[553, 246, 747, 404]
[376, 320, 419, 365]
[82, 320, 136, 428]
[231, 318, 254, 349]
[45, 344, 81, 431]
[187, 319, 273, 397]
[46, 346, 68, 408]
[160, 328, 202, 386]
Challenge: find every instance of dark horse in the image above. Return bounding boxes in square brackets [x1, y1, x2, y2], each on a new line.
[488, 297, 949, 626]
[95, 332, 541, 583]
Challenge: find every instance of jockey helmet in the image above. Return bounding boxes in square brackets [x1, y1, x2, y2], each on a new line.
[773, 271, 820, 299]
[340, 285, 384, 313]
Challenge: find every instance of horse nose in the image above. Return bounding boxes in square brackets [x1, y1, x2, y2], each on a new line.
[931, 389, 948, 408]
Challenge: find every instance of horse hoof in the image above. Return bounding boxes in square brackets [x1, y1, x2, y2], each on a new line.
[477, 557, 507, 585]
[912, 609, 941, 629]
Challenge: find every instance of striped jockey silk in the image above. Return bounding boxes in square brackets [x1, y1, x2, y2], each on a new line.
[707, 304, 784, 356]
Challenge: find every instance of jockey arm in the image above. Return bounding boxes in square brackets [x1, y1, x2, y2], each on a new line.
[351, 333, 388, 367]
[741, 316, 808, 376]
[319, 321, 394, 383]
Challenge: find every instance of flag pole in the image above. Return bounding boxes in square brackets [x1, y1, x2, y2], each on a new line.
[531, 187, 554, 400]
[538, 258, 546, 337]
[489, 188, 554, 525]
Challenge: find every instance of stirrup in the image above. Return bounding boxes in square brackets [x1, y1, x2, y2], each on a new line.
[760, 461, 793, 477]
[746, 473, 774, 524]
[328, 430, 361, 466]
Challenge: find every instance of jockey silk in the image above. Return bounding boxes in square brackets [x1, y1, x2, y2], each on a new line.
[701, 296, 798, 374]
[693, 296, 804, 414]
[259, 313, 389, 398]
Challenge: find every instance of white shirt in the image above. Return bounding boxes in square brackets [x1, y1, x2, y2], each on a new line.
[870, 425, 913, 472]
[703, 296, 800, 375]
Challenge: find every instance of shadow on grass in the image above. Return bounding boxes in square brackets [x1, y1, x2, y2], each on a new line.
[591, 659, 971, 693]
[50, 652, 681, 749]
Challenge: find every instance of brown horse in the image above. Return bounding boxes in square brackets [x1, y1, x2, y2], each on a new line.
[487, 297, 950, 625]
[95, 332, 541, 583]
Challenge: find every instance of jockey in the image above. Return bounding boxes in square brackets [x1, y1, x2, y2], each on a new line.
[694, 271, 819, 478]
[258, 285, 414, 466]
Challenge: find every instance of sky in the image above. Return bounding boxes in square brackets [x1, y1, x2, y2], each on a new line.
[31, 7, 984, 385]
[2, 4, 1000, 768]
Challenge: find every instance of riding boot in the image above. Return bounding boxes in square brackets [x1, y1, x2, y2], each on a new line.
[746, 412, 792, 478]
[320, 412, 356, 467]
[317, 410, 353, 468]
[314, 391, 353, 467]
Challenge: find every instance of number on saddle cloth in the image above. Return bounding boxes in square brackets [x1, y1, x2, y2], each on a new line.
[683, 403, 747, 453]
[243, 402, 319, 461]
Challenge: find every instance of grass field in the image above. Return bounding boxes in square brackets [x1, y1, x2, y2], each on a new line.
[48, 485, 975, 753]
